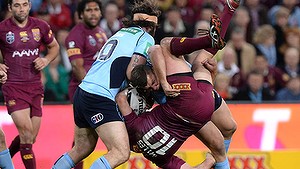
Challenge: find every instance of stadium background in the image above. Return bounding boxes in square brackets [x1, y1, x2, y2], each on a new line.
[1, 103, 299, 169]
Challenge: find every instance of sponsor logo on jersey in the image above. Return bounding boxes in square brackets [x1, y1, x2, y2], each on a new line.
[120, 27, 141, 34]
[32, 28, 41, 42]
[68, 41, 75, 48]
[48, 30, 53, 38]
[22, 154, 34, 160]
[88, 35, 96, 46]
[172, 83, 191, 90]
[91, 113, 104, 124]
[5, 100, 16, 107]
[96, 32, 106, 43]
[67, 48, 81, 56]
[12, 48, 39, 57]
[6, 31, 14, 44]
[143, 42, 152, 56]
[20, 31, 29, 42]
[180, 37, 186, 43]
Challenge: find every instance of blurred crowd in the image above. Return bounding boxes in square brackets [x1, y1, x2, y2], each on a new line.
[0, 0, 300, 103]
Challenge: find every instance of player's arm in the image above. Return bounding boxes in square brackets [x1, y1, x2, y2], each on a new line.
[0, 70, 7, 84]
[115, 88, 133, 116]
[149, 44, 180, 97]
[0, 50, 8, 72]
[126, 54, 147, 81]
[34, 38, 59, 71]
[70, 58, 86, 81]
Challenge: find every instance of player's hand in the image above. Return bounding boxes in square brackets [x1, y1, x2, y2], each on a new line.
[0, 63, 9, 73]
[33, 57, 50, 71]
[0, 70, 7, 84]
[202, 58, 217, 78]
[161, 82, 180, 97]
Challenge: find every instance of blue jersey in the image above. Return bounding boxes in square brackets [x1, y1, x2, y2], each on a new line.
[79, 26, 154, 101]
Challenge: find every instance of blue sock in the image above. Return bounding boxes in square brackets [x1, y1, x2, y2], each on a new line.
[52, 153, 75, 169]
[0, 149, 15, 169]
[215, 158, 230, 169]
[90, 156, 111, 169]
[224, 139, 231, 153]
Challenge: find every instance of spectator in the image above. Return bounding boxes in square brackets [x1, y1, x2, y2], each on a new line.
[214, 73, 233, 100]
[253, 54, 289, 96]
[227, 6, 253, 43]
[253, 24, 277, 66]
[243, 0, 268, 31]
[56, 29, 72, 72]
[232, 70, 274, 102]
[268, 0, 300, 28]
[276, 76, 300, 101]
[279, 27, 300, 58]
[154, 5, 194, 44]
[273, 6, 290, 67]
[173, 0, 195, 25]
[217, 46, 245, 95]
[226, 26, 256, 75]
[42, 0, 73, 33]
[99, 0, 123, 38]
[280, 47, 300, 78]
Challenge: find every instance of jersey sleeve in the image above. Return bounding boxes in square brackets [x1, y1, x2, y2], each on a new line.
[133, 33, 154, 59]
[40, 20, 54, 45]
[65, 29, 84, 62]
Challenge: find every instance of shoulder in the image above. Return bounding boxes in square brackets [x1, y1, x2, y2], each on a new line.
[69, 23, 85, 36]
[29, 17, 49, 26]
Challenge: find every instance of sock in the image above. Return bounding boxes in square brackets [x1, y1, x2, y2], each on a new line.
[90, 156, 112, 169]
[9, 135, 20, 157]
[52, 153, 75, 169]
[215, 158, 230, 169]
[224, 139, 231, 153]
[20, 144, 36, 169]
[170, 36, 212, 56]
[205, 4, 235, 55]
[0, 149, 15, 169]
[74, 161, 83, 169]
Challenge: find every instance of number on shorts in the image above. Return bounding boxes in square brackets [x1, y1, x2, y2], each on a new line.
[142, 126, 177, 155]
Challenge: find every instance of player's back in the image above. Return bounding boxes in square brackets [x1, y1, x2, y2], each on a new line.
[79, 26, 154, 101]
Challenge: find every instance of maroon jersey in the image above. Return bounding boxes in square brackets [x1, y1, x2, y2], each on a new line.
[124, 73, 215, 168]
[65, 22, 107, 102]
[0, 17, 54, 84]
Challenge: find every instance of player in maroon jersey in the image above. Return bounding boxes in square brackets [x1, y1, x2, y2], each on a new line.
[65, 1, 107, 168]
[0, 0, 59, 168]
[66, 0, 107, 103]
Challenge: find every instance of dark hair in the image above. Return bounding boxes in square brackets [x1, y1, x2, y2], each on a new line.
[131, 65, 153, 88]
[122, 0, 161, 28]
[8, 0, 30, 5]
[77, 0, 102, 19]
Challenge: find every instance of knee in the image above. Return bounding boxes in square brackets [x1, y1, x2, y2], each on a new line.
[111, 145, 130, 164]
[222, 119, 237, 139]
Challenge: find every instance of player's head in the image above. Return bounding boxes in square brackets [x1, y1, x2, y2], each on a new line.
[131, 65, 159, 91]
[123, 0, 161, 36]
[77, 0, 102, 28]
[8, 0, 31, 23]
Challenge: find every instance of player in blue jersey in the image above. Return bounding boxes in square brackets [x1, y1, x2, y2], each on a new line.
[0, 71, 14, 169]
[52, 0, 161, 168]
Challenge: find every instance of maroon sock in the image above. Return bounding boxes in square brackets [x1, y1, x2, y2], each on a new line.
[9, 135, 20, 157]
[205, 4, 235, 55]
[170, 35, 212, 56]
[71, 141, 83, 169]
[20, 144, 36, 169]
[74, 161, 83, 169]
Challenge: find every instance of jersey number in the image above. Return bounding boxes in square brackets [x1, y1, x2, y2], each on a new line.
[97, 39, 117, 61]
[142, 126, 177, 155]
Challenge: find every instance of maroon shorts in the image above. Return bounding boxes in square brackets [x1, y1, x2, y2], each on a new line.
[2, 83, 44, 117]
